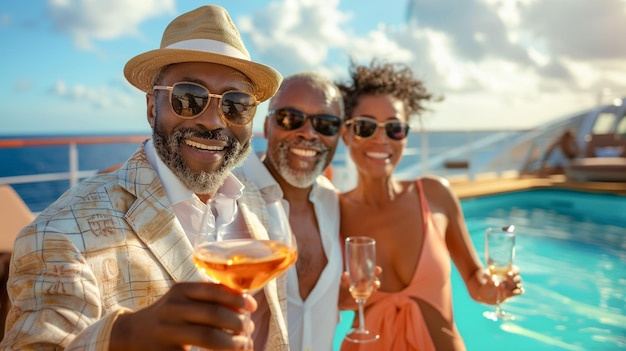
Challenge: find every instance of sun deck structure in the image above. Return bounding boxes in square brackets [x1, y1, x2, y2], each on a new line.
[516, 97, 626, 184]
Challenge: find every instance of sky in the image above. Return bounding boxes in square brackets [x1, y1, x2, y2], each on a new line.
[1, 0, 626, 136]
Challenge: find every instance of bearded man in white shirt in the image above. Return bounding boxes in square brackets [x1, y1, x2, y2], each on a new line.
[235, 72, 345, 351]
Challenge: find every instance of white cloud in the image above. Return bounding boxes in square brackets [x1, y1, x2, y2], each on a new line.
[0, 12, 10, 26]
[233, 0, 625, 130]
[346, 28, 416, 64]
[52, 80, 67, 95]
[50, 79, 141, 110]
[527, 47, 550, 67]
[46, 0, 176, 50]
[238, 0, 350, 73]
[14, 80, 33, 92]
[519, 0, 626, 60]
[36, 0, 626, 132]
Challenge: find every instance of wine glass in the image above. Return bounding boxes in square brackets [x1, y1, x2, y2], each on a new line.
[483, 225, 516, 321]
[193, 200, 298, 350]
[344, 236, 379, 343]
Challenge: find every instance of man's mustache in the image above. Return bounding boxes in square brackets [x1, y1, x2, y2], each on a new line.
[175, 128, 234, 146]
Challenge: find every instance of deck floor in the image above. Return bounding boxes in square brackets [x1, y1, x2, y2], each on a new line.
[449, 173, 626, 199]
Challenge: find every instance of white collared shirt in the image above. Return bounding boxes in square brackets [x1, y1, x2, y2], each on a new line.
[235, 152, 343, 351]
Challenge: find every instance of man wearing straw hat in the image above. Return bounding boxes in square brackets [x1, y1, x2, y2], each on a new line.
[1, 5, 289, 351]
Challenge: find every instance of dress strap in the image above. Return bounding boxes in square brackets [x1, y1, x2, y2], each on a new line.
[416, 179, 446, 238]
[415, 179, 431, 217]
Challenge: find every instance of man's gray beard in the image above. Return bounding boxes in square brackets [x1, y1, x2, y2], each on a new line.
[152, 123, 250, 195]
[268, 140, 328, 189]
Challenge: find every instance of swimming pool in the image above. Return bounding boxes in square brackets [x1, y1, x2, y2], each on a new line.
[333, 189, 626, 351]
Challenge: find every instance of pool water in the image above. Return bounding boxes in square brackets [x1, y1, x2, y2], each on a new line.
[333, 189, 626, 351]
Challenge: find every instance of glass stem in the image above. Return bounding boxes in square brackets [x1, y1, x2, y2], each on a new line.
[494, 281, 502, 316]
[243, 293, 252, 351]
[357, 299, 366, 332]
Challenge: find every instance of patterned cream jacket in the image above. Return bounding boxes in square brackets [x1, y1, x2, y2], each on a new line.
[0, 144, 289, 351]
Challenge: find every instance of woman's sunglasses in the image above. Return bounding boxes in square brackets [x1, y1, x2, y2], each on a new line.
[270, 107, 342, 136]
[153, 82, 259, 126]
[345, 117, 410, 140]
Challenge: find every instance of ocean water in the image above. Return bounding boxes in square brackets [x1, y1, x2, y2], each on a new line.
[0, 136, 144, 212]
[0, 130, 524, 212]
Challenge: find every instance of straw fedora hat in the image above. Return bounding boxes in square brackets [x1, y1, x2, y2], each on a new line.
[124, 5, 281, 102]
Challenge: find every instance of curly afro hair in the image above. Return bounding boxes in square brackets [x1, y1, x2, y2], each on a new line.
[336, 59, 441, 124]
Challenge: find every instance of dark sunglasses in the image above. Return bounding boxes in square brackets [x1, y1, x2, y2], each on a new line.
[345, 117, 410, 140]
[153, 82, 259, 126]
[269, 107, 342, 136]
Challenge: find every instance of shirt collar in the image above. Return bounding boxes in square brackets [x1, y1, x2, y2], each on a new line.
[237, 151, 284, 202]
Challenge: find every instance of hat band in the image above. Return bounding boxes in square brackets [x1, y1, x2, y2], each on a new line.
[166, 39, 250, 61]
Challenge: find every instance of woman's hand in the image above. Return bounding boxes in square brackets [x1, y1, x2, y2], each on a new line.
[338, 266, 382, 310]
[473, 266, 524, 305]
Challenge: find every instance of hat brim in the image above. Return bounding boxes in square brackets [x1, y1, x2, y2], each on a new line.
[124, 49, 281, 102]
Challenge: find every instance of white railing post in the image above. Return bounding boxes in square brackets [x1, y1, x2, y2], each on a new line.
[69, 143, 79, 188]
[504, 129, 511, 174]
[421, 132, 429, 175]
[499, 130, 505, 175]
[468, 131, 474, 181]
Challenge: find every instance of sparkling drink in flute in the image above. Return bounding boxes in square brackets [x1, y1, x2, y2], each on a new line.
[483, 225, 515, 321]
[344, 236, 379, 343]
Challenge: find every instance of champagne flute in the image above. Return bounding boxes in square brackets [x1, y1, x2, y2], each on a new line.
[483, 225, 516, 321]
[193, 201, 297, 350]
[344, 236, 379, 343]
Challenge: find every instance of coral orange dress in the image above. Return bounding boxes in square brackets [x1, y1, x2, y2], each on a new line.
[341, 180, 462, 351]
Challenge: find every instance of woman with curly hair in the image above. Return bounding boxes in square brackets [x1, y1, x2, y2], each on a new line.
[336, 60, 524, 351]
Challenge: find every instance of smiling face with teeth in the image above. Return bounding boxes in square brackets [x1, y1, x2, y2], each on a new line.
[147, 62, 255, 196]
[263, 74, 344, 189]
[343, 93, 408, 179]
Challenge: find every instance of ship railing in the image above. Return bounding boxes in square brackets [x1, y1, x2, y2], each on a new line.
[331, 129, 530, 192]
[0, 135, 150, 188]
[0, 131, 529, 208]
